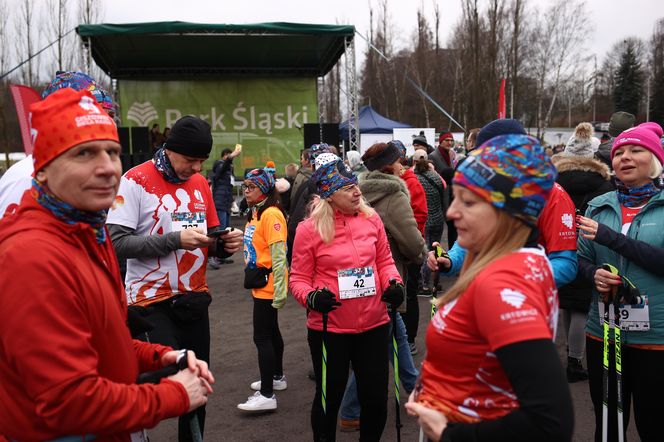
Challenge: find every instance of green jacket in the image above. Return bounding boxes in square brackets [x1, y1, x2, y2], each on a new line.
[578, 190, 664, 345]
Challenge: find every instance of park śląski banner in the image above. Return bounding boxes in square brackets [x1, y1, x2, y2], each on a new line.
[119, 78, 318, 174]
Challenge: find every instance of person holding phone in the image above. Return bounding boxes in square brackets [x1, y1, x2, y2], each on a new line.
[106, 115, 243, 441]
[237, 167, 289, 412]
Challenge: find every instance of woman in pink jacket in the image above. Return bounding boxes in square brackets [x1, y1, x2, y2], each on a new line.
[290, 157, 403, 442]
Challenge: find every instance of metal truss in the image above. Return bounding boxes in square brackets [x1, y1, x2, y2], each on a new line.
[344, 36, 359, 153]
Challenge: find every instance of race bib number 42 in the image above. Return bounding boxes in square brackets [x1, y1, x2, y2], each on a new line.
[338, 267, 377, 300]
[171, 211, 207, 233]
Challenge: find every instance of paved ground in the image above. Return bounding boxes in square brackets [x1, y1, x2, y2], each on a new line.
[149, 218, 637, 441]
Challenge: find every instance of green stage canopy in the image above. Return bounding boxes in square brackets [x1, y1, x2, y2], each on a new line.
[76, 21, 355, 79]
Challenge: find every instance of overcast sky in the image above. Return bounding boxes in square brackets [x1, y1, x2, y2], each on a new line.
[102, 0, 662, 62]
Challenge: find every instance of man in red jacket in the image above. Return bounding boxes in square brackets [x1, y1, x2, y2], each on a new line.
[0, 88, 213, 442]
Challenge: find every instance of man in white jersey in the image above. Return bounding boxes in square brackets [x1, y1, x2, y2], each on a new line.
[107, 115, 243, 442]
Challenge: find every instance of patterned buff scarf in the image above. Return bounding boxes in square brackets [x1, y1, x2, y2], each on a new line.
[33, 178, 108, 244]
[154, 147, 186, 184]
[615, 178, 661, 207]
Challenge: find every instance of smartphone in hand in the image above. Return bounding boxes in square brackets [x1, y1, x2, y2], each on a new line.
[207, 227, 233, 238]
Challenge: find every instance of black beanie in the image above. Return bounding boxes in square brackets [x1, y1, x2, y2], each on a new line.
[362, 142, 402, 171]
[164, 115, 213, 158]
[475, 118, 526, 147]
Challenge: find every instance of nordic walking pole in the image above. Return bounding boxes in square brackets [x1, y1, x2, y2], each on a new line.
[613, 289, 624, 442]
[136, 350, 203, 441]
[391, 308, 402, 442]
[601, 286, 611, 442]
[322, 311, 329, 417]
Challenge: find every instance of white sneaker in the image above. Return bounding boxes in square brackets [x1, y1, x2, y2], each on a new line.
[250, 375, 287, 391]
[237, 391, 277, 411]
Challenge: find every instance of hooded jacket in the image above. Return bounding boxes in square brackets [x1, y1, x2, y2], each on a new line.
[289, 211, 401, 333]
[358, 171, 426, 281]
[578, 190, 664, 345]
[552, 155, 614, 312]
[0, 193, 188, 441]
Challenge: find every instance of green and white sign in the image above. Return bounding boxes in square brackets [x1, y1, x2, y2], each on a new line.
[119, 78, 317, 175]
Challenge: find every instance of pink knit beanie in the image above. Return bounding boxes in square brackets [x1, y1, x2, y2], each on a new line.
[611, 122, 664, 165]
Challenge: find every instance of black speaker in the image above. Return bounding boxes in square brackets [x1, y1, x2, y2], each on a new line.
[130, 127, 150, 154]
[304, 123, 340, 149]
[120, 153, 133, 173]
[118, 127, 131, 154]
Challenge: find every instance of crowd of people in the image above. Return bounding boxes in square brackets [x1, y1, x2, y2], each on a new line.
[0, 70, 663, 442]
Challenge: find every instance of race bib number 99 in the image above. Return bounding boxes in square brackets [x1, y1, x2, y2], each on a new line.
[338, 267, 377, 300]
[598, 295, 650, 331]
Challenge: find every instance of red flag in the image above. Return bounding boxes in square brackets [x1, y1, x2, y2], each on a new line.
[498, 78, 506, 119]
[10, 84, 42, 155]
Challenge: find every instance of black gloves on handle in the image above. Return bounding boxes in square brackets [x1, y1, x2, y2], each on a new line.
[381, 279, 404, 310]
[307, 288, 342, 313]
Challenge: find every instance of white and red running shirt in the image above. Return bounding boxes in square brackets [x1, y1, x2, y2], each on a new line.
[417, 247, 558, 423]
[107, 160, 219, 307]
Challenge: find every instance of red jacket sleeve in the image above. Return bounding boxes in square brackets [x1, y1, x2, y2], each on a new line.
[133, 340, 174, 373]
[0, 241, 188, 437]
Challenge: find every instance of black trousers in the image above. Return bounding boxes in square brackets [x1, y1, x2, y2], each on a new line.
[586, 336, 664, 442]
[253, 298, 284, 397]
[307, 322, 389, 442]
[141, 297, 210, 442]
[402, 262, 421, 344]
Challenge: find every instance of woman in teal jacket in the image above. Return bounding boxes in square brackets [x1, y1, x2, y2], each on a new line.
[576, 122, 664, 442]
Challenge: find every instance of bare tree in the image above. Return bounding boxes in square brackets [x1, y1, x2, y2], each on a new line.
[14, 0, 40, 86]
[529, 0, 592, 137]
[0, 0, 9, 75]
[78, 0, 106, 82]
[47, 0, 73, 73]
[0, 0, 10, 169]
[506, 0, 530, 118]
[649, 18, 664, 125]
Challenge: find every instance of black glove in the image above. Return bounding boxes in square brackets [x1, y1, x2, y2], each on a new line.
[381, 279, 404, 310]
[306, 288, 341, 313]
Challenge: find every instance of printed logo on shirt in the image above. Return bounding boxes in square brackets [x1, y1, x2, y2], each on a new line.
[112, 195, 125, 209]
[273, 223, 282, 231]
[561, 213, 574, 230]
[500, 288, 526, 308]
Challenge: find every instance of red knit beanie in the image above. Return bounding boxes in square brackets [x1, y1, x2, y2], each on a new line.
[30, 88, 119, 172]
[439, 132, 453, 142]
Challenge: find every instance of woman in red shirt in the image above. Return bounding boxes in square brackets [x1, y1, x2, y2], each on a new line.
[406, 134, 573, 441]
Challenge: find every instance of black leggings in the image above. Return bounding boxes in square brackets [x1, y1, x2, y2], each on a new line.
[253, 298, 284, 397]
[307, 322, 389, 442]
[586, 336, 664, 442]
[141, 297, 210, 442]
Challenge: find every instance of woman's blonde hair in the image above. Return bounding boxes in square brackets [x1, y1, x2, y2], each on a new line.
[309, 196, 374, 243]
[649, 153, 663, 179]
[437, 209, 533, 306]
